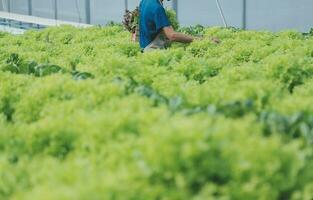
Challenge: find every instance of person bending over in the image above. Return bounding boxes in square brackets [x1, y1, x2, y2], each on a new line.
[139, 0, 197, 52]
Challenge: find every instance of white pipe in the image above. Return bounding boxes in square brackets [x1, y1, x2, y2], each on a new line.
[0, 11, 92, 27]
[216, 0, 228, 28]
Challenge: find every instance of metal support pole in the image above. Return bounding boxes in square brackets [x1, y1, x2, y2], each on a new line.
[28, 0, 32, 15]
[172, 0, 178, 18]
[1, 0, 6, 11]
[53, 0, 58, 20]
[124, 0, 128, 10]
[242, 0, 246, 29]
[216, 0, 228, 28]
[85, 0, 90, 24]
[7, 0, 10, 12]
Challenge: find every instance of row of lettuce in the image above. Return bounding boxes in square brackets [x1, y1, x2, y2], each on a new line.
[0, 25, 313, 199]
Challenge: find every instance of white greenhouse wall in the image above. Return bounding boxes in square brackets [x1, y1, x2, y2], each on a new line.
[10, 0, 28, 15]
[0, 0, 313, 32]
[32, 0, 55, 19]
[57, 0, 86, 23]
[246, 0, 313, 31]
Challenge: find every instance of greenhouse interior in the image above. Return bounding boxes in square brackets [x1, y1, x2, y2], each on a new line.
[0, 0, 313, 200]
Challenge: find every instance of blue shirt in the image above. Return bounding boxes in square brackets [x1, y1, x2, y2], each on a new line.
[139, 0, 170, 48]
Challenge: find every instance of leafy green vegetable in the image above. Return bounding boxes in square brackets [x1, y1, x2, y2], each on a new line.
[71, 71, 95, 80]
[34, 64, 63, 77]
[123, 8, 179, 33]
[179, 24, 205, 36]
[165, 9, 179, 30]
[0, 25, 313, 200]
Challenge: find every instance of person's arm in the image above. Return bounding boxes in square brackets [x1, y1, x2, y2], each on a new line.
[163, 26, 194, 43]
